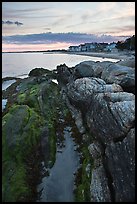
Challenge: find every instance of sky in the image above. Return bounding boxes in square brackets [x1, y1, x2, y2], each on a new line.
[2, 2, 135, 52]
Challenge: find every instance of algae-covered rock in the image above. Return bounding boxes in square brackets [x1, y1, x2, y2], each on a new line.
[2, 105, 44, 202]
[29, 67, 51, 77]
[2, 75, 60, 201]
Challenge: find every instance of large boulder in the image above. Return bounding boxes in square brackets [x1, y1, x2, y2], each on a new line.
[74, 60, 113, 78]
[88, 142, 111, 202]
[101, 64, 135, 93]
[56, 59, 135, 202]
[67, 77, 122, 112]
[74, 61, 95, 78]
[57, 63, 72, 86]
[86, 92, 135, 144]
[116, 57, 135, 68]
[2, 104, 43, 151]
[105, 128, 135, 202]
[29, 67, 51, 77]
[90, 164, 111, 202]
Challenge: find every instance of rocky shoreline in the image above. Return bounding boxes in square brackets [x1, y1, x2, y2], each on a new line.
[56, 57, 135, 202]
[2, 56, 135, 202]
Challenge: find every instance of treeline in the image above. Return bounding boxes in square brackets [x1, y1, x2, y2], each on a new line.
[116, 35, 135, 51]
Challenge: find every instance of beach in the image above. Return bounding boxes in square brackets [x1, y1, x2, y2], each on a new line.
[66, 50, 135, 60]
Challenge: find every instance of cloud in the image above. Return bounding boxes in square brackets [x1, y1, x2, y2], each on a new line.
[44, 28, 51, 31]
[2, 32, 129, 45]
[2, 20, 23, 26]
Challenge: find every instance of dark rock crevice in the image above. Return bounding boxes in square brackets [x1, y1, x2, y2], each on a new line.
[102, 157, 116, 202]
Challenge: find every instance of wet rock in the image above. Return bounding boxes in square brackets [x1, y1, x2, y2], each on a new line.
[2, 73, 60, 201]
[40, 127, 50, 165]
[105, 128, 135, 202]
[2, 104, 43, 150]
[2, 104, 44, 202]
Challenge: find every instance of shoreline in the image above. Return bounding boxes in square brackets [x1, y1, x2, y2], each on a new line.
[65, 50, 135, 60]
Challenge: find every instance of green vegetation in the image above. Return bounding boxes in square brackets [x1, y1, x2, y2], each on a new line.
[2, 70, 93, 202]
[40, 82, 60, 167]
[2, 105, 44, 202]
[17, 84, 40, 112]
[28, 67, 51, 77]
[75, 146, 93, 202]
[2, 76, 60, 201]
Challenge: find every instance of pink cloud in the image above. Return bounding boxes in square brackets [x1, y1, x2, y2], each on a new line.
[2, 42, 71, 52]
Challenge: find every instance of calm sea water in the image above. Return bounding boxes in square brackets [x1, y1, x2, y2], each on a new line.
[2, 52, 118, 78]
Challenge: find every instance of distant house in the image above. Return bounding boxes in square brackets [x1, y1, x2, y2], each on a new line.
[104, 43, 117, 52]
[80, 43, 96, 52]
[68, 45, 81, 52]
[95, 43, 108, 51]
[68, 42, 117, 52]
[79, 44, 87, 51]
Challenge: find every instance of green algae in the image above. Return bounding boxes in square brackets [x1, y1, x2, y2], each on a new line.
[3, 72, 81, 202]
[2, 77, 61, 201]
[17, 85, 40, 111]
[74, 146, 93, 202]
[2, 104, 44, 202]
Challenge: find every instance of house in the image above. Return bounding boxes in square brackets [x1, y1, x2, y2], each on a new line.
[68, 45, 81, 52]
[104, 43, 117, 52]
[68, 42, 117, 52]
[81, 43, 96, 51]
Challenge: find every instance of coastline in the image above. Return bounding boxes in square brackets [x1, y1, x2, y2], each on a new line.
[65, 50, 135, 60]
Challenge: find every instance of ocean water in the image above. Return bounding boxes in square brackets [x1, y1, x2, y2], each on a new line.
[2, 52, 118, 78]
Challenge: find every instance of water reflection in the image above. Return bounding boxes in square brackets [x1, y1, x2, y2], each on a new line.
[37, 126, 80, 202]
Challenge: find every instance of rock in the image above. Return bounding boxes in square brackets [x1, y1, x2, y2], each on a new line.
[90, 164, 111, 202]
[2, 105, 42, 149]
[57, 59, 135, 202]
[57, 63, 72, 86]
[40, 127, 50, 165]
[116, 57, 135, 68]
[2, 104, 44, 202]
[94, 61, 114, 77]
[86, 92, 135, 144]
[74, 61, 95, 78]
[2, 73, 60, 201]
[101, 63, 135, 93]
[65, 96, 86, 134]
[74, 60, 113, 78]
[105, 128, 135, 202]
[88, 142, 103, 159]
[67, 77, 123, 112]
[120, 76, 135, 94]
[29, 67, 51, 77]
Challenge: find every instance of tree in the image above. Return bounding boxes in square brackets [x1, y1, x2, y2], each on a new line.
[116, 35, 135, 51]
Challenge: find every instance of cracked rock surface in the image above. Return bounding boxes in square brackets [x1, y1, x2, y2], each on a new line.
[57, 59, 135, 202]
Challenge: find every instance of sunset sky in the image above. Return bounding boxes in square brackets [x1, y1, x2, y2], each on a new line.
[2, 2, 135, 52]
